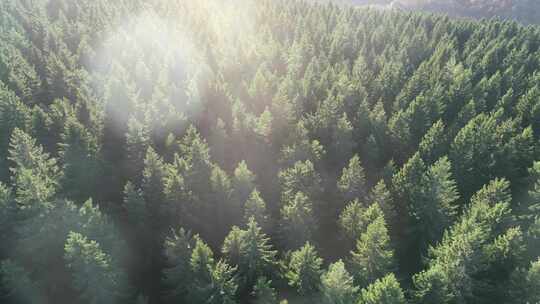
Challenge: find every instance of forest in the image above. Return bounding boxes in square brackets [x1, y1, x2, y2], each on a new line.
[0, 0, 540, 303]
[326, 0, 540, 25]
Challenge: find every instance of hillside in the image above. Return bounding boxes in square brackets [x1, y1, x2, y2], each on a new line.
[0, 0, 540, 303]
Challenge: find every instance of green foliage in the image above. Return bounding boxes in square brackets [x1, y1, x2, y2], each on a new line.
[8, 128, 60, 212]
[163, 228, 194, 302]
[233, 160, 256, 208]
[244, 189, 269, 229]
[338, 155, 368, 203]
[252, 277, 279, 304]
[1, 0, 540, 303]
[191, 236, 215, 282]
[320, 260, 358, 304]
[222, 218, 277, 289]
[126, 116, 151, 184]
[338, 200, 366, 241]
[0, 83, 30, 181]
[286, 242, 323, 295]
[349, 207, 396, 287]
[59, 117, 101, 202]
[64, 232, 128, 304]
[281, 192, 317, 249]
[279, 160, 322, 204]
[413, 179, 523, 304]
[357, 274, 406, 304]
[0, 260, 43, 304]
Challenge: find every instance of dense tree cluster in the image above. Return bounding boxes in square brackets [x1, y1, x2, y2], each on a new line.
[0, 0, 540, 303]
[326, 0, 540, 25]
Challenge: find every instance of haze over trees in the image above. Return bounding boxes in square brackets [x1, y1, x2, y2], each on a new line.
[322, 0, 540, 25]
[0, 0, 540, 303]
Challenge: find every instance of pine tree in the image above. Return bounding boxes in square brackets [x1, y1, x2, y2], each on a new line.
[208, 165, 234, 246]
[179, 125, 213, 205]
[222, 218, 276, 289]
[189, 237, 238, 304]
[449, 113, 498, 200]
[163, 228, 194, 302]
[281, 192, 316, 249]
[123, 182, 146, 231]
[0, 83, 30, 181]
[369, 180, 396, 227]
[280, 120, 325, 167]
[286, 242, 323, 295]
[418, 120, 447, 165]
[140, 147, 168, 301]
[413, 179, 523, 304]
[252, 277, 278, 304]
[349, 206, 395, 287]
[64, 232, 128, 304]
[338, 200, 366, 242]
[190, 236, 215, 284]
[125, 116, 150, 185]
[357, 274, 406, 304]
[232, 160, 256, 207]
[59, 117, 101, 203]
[320, 260, 358, 304]
[523, 258, 540, 304]
[205, 260, 238, 304]
[279, 160, 322, 207]
[412, 156, 459, 251]
[338, 155, 368, 203]
[244, 189, 269, 229]
[0, 260, 43, 304]
[8, 128, 60, 212]
[0, 183, 15, 258]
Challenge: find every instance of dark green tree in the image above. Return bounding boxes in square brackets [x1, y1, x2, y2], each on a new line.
[59, 117, 101, 203]
[281, 192, 316, 249]
[349, 205, 395, 287]
[286, 242, 323, 296]
[64, 232, 128, 304]
[320, 260, 358, 304]
[338, 155, 368, 203]
[357, 274, 406, 304]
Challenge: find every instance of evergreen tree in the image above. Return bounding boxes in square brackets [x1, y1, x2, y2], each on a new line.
[244, 189, 269, 229]
[280, 120, 325, 167]
[349, 207, 395, 287]
[125, 116, 150, 185]
[163, 228, 194, 303]
[205, 260, 238, 304]
[0, 260, 43, 304]
[369, 180, 396, 227]
[8, 128, 60, 212]
[0, 83, 30, 181]
[338, 200, 366, 242]
[286, 242, 323, 296]
[252, 277, 278, 304]
[281, 192, 317, 249]
[320, 260, 358, 304]
[413, 179, 523, 304]
[232, 160, 256, 208]
[357, 274, 406, 304]
[222, 218, 277, 289]
[412, 157, 459, 251]
[523, 258, 540, 304]
[190, 236, 215, 284]
[0, 183, 15, 258]
[418, 120, 446, 165]
[59, 117, 100, 203]
[279, 160, 322, 204]
[338, 155, 368, 203]
[64, 232, 128, 304]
